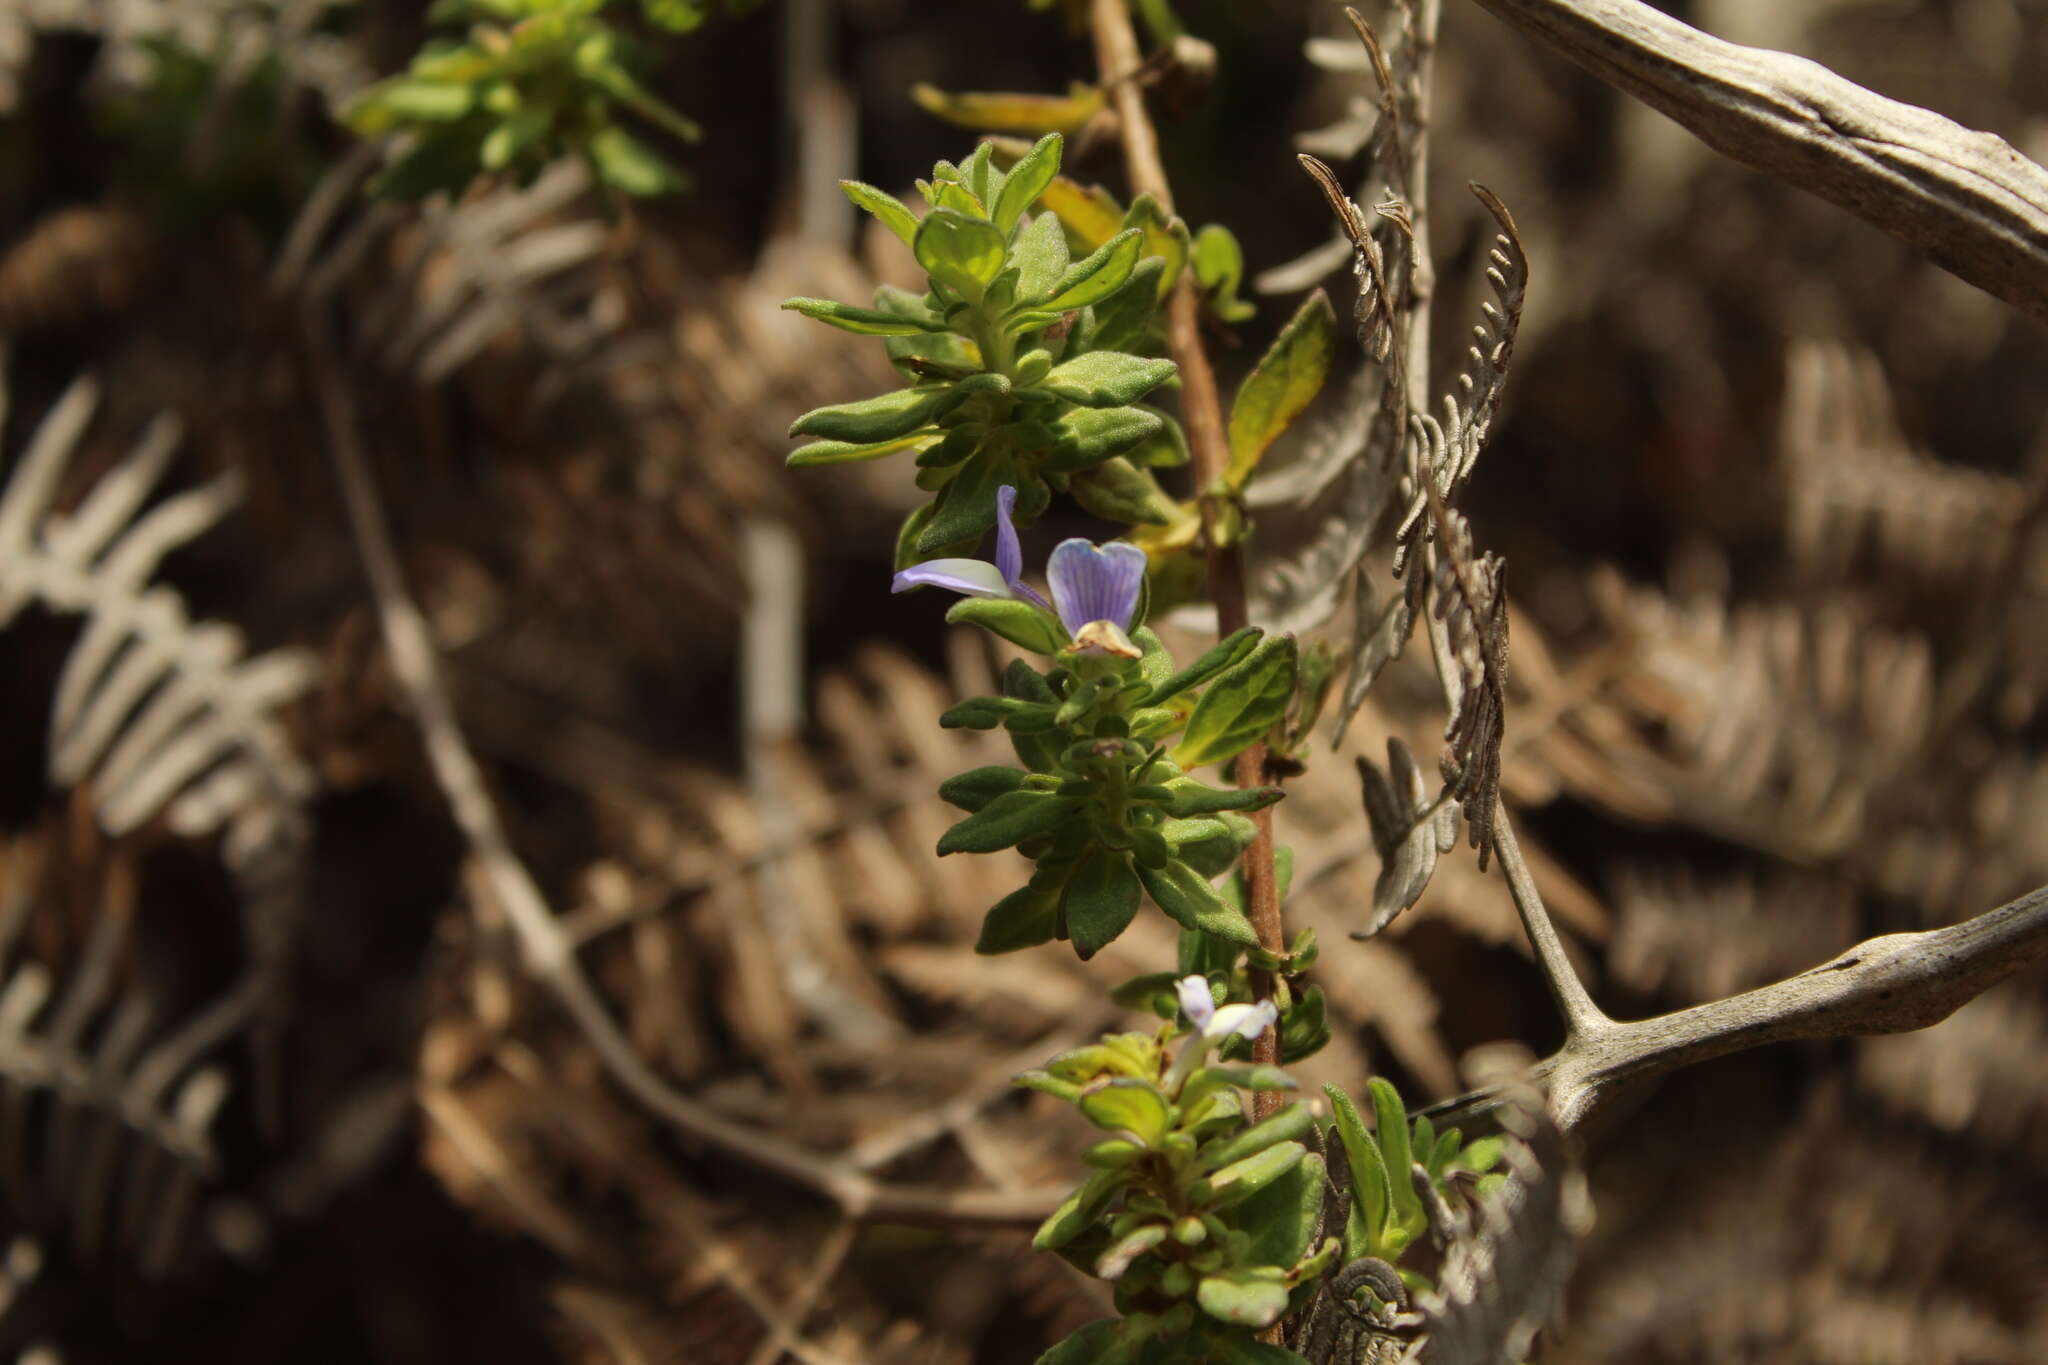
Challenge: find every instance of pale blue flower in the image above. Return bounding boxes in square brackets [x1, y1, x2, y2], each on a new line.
[1176, 974, 1278, 1041]
[891, 485, 1052, 609]
[892, 486, 1147, 657]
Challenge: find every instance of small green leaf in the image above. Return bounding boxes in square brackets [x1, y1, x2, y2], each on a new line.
[782, 296, 941, 336]
[1173, 635, 1298, 769]
[1044, 405, 1164, 473]
[1158, 777, 1282, 816]
[1119, 194, 1190, 302]
[1013, 1067, 1082, 1101]
[1004, 658, 1058, 703]
[1279, 986, 1329, 1064]
[1078, 1078, 1173, 1148]
[1038, 351, 1178, 408]
[585, 125, 689, 197]
[786, 430, 935, 467]
[1083, 1138, 1147, 1169]
[975, 884, 1061, 953]
[938, 766, 1030, 813]
[1095, 1222, 1169, 1279]
[343, 77, 475, 133]
[790, 381, 987, 445]
[938, 695, 1044, 730]
[994, 132, 1063, 232]
[915, 209, 1007, 301]
[1033, 1170, 1125, 1251]
[944, 596, 1066, 655]
[1010, 210, 1072, 303]
[1200, 1103, 1312, 1172]
[1193, 222, 1257, 323]
[937, 789, 1079, 855]
[1142, 627, 1262, 705]
[1196, 1269, 1292, 1329]
[1069, 457, 1175, 526]
[1225, 290, 1337, 489]
[1195, 1064, 1298, 1093]
[1043, 230, 1142, 311]
[1032, 1319, 1153, 1365]
[1233, 1150, 1324, 1272]
[1139, 861, 1259, 946]
[1370, 1077, 1423, 1231]
[1171, 813, 1256, 878]
[840, 179, 920, 245]
[1454, 1135, 1506, 1175]
[1064, 847, 1143, 960]
[1325, 1085, 1392, 1259]
[1083, 257, 1167, 354]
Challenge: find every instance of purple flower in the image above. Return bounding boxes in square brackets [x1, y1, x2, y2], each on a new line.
[892, 486, 1146, 658]
[891, 485, 1052, 609]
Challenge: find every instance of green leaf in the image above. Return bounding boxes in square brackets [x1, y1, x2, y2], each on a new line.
[1038, 351, 1178, 408]
[1010, 210, 1072, 303]
[1064, 847, 1142, 959]
[1044, 405, 1164, 473]
[1173, 635, 1298, 769]
[1078, 1078, 1172, 1148]
[1171, 813, 1255, 878]
[945, 597, 1066, 655]
[1142, 627, 1262, 705]
[586, 125, 689, 197]
[918, 448, 1038, 554]
[1225, 290, 1336, 489]
[790, 380, 990, 445]
[1200, 1103, 1312, 1172]
[1043, 230, 1142, 311]
[938, 695, 1040, 730]
[911, 82, 1107, 137]
[1033, 1170, 1125, 1251]
[1069, 457, 1175, 526]
[1139, 861, 1259, 946]
[1195, 1064, 1298, 1093]
[1200, 1335, 1312, 1365]
[1120, 194, 1191, 302]
[994, 132, 1063, 233]
[344, 77, 476, 133]
[1278, 986, 1329, 1065]
[1196, 1269, 1292, 1329]
[786, 430, 935, 467]
[937, 789, 1079, 855]
[1004, 658, 1058, 703]
[1453, 1135, 1506, 1175]
[1206, 1141, 1305, 1208]
[975, 883, 1061, 953]
[841, 179, 920, 245]
[1233, 1150, 1324, 1272]
[1193, 222, 1257, 323]
[1082, 257, 1167, 354]
[915, 209, 1007, 301]
[1370, 1077, 1423, 1232]
[1158, 777, 1282, 816]
[781, 296, 941, 336]
[938, 765, 1030, 812]
[1324, 1085, 1392, 1260]
[1095, 1222, 1169, 1279]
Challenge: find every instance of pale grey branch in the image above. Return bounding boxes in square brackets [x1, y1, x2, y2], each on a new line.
[1470, 0, 2048, 326]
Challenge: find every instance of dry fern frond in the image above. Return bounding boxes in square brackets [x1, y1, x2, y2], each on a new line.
[1854, 984, 2048, 1171]
[0, 370, 316, 861]
[1605, 862, 1858, 1002]
[1554, 570, 1936, 861]
[1778, 339, 2025, 591]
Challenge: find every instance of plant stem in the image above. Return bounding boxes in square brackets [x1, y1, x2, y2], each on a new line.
[1085, 0, 1288, 1111]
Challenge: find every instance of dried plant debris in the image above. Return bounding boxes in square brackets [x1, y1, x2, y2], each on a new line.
[1426, 512, 1507, 869]
[1354, 737, 1458, 940]
[1411, 1046, 1591, 1365]
[0, 371, 316, 863]
[1606, 862, 1858, 1002]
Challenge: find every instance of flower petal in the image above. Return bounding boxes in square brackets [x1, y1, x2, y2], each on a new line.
[1176, 975, 1216, 1030]
[1047, 539, 1147, 636]
[1206, 1000, 1278, 1042]
[993, 485, 1054, 610]
[892, 558, 1013, 598]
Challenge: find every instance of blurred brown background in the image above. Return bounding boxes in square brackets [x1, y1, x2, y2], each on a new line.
[0, 0, 2042, 1360]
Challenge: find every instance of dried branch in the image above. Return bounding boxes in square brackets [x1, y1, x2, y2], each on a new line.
[1469, 0, 2048, 327]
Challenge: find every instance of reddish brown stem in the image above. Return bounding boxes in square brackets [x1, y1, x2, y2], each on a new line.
[1086, 0, 1287, 1109]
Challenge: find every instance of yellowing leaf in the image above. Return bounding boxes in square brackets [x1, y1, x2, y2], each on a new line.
[911, 81, 1105, 135]
[1225, 290, 1336, 490]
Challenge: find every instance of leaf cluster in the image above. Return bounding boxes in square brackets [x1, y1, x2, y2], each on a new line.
[1022, 1028, 1335, 1362]
[941, 626, 1299, 960]
[1323, 1078, 1503, 1270]
[784, 134, 1192, 559]
[344, 0, 742, 200]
